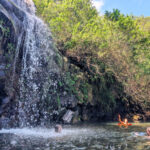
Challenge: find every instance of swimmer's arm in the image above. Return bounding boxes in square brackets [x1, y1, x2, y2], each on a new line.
[118, 114, 123, 123]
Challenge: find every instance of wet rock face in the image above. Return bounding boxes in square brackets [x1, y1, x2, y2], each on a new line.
[0, 0, 79, 127]
[0, 0, 25, 35]
[62, 110, 74, 123]
[0, 80, 6, 97]
[0, 8, 17, 128]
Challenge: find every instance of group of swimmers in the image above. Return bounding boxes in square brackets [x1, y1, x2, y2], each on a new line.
[55, 114, 150, 135]
[118, 114, 150, 136]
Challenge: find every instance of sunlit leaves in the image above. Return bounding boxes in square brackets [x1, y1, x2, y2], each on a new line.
[33, 0, 150, 104]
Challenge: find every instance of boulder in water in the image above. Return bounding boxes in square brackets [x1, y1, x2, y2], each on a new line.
[62, 110, 74, 123]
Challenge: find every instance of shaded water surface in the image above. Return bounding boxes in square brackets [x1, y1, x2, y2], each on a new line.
[0, 123, 150, 150]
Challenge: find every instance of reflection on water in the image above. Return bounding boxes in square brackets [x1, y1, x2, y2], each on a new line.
[0, 123, 150, 150]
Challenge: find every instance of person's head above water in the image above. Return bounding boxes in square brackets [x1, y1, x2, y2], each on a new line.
[124, 118, 128, 124]
[146, 127, 150, 136]
[55, 124, 62, 133]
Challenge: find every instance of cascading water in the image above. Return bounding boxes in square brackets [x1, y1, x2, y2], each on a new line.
[11, 0, 36, 14]
[9, 0, 61, 127]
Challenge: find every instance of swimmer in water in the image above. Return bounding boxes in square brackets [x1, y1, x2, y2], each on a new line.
[55, 124, 62, 133]
[132, 127, 150, 138]
[134, 128, 150, 138]
[118, 114, 132, 128]
[146, 127, 150, 136]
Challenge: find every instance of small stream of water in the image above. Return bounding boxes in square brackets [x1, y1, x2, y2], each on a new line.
[0, 123, 150, 150]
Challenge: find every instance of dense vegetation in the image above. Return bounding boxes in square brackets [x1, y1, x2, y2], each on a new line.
[137, 17, 150, 33]
[33, 0, 150, 111]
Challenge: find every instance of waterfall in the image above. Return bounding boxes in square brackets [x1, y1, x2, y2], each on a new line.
[9, 0, 61, 127]
[11, 0, 36, 14]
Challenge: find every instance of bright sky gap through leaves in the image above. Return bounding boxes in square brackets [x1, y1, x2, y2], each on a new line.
[93, 0, 150, 16]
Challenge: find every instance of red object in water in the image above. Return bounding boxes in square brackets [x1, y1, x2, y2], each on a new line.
[118, 123, 132, 126]
[117, 122, 132, 128]
[117, 114, 132, 128]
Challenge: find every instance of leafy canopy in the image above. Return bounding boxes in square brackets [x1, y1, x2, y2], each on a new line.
[33, 0, 150, 106]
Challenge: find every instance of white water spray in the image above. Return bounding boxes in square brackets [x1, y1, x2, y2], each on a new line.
[11, 0, 36, 14]
[9, 0, 60, 127]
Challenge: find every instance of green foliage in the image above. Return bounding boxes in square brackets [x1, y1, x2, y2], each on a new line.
[33, 0, 150, 108]
[64, 40, 76, 50]
[54, 52, 63, 67]
[137, 17, 150, 33]
[0, 20, 10, 39]
[7, 43, 14, 52]
[33, 0, 49, 15]
[0, 20, 10, 37]
[105, 9, 121, 21]
[0, 19, 14, 65]
[64, 72, 77, 94]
